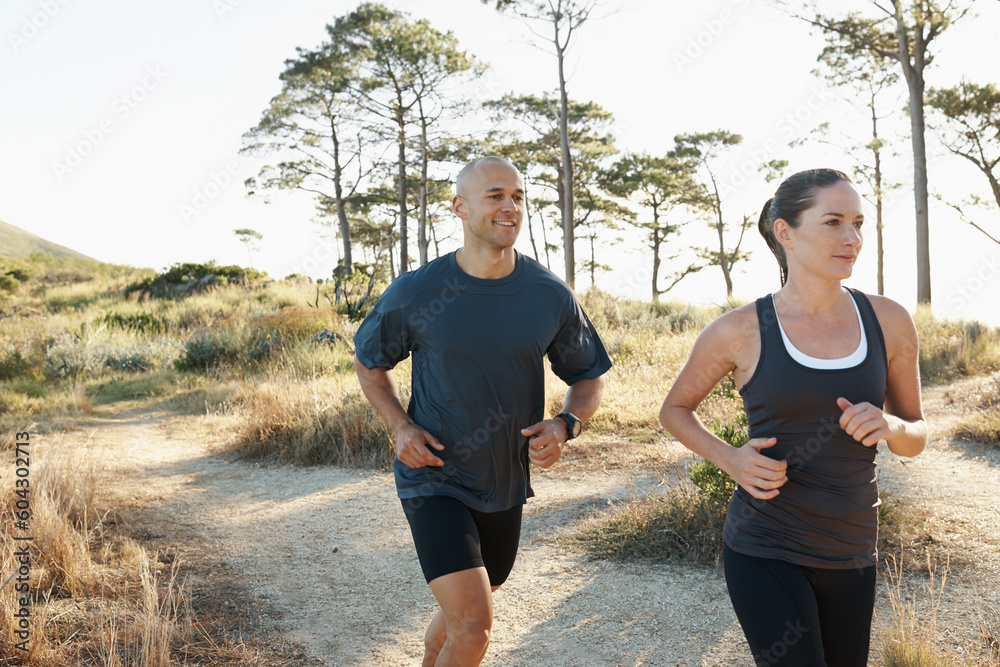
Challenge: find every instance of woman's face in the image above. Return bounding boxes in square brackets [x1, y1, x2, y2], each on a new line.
[777, 180, 864, 283]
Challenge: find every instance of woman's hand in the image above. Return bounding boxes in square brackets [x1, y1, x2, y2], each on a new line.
[725, 437, 788, 500]
[836, 397, 901, 447]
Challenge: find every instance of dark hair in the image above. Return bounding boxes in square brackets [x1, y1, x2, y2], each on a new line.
[758, 168, 853, 286]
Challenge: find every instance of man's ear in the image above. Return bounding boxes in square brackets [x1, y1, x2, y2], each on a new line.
[452, 194, 466, 219]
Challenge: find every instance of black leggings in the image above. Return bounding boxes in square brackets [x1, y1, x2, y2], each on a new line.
[723, 544, 876, 667]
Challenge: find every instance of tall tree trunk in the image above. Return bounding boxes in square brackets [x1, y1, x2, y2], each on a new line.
[717, 214, 733, 299]
[396, 103, 409, 273]
[330, 118, 353, 275]
[431, 214, 441, 259]
[651, 226, 661, 303]
[540, 208, 551, 270]
[892, 1, 931, 303]
[871, 100, 884, 296]
[418, 116, 429, 266]
[526, 198, 540, 262]
[589, 230, 596, 288]
[555, 17, 575, 289]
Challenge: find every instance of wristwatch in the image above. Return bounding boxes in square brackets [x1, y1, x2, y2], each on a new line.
[554, 412, 582, 440]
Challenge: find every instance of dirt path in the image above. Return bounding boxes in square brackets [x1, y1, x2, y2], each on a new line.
[63, 372, 1000, 666]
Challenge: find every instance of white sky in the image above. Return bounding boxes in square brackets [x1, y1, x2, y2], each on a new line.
[2, 0, 999, 323]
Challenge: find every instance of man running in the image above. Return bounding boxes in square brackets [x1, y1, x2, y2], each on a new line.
[354, 156, 612, 666]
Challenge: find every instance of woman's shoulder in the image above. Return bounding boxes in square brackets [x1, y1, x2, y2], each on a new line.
[855, 292, 918, 349]
[700, 301, 760, 345]
[857, 292, 914, 328]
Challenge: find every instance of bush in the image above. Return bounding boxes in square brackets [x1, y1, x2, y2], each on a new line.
[0, 339, 44, 381]
[0, 274, 19, 294]
[125, 261, 267, 299]
[45, 334, 184, 378]
[175, 328, 244, 371]
[570, 489, 728, 565]
[688, 412, 747, 503]
[101, 311, 173, 336]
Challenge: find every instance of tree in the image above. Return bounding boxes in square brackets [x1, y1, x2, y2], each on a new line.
[234, 228, 263, 269]
[482, 93, 618, 280]
[333, 3, 480, 273]
[813, 22, 902, 295]
[242, 40, 369, 275]
[484, 0, 603, 289]
[602, 153, 703, 301]
[927, 81, 1000, 245]
[674, 131, 784, 300]
[786, 0, 976, 304]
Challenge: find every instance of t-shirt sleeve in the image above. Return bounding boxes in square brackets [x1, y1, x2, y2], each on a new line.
[353, 289, 412, 370]
[546, 297, 613, 384]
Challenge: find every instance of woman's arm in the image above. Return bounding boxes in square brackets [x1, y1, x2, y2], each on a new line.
[659, 308, 789, 500]
[838, 296, 927, 457]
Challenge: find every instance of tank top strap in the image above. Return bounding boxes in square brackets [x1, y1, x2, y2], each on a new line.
[846, 288, 888, 375]
[754, 291, 784, 359]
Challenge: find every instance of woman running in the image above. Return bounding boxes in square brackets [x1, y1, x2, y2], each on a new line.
[659, 168, 926, 667]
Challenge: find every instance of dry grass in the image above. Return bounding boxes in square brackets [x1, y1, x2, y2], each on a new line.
[227, 368, 400, 467]
[915, 306, 1000, 384]
[876, 556, 965, 667]
[0, 441, 285, 666]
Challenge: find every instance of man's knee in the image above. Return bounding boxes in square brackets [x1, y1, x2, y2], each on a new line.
[424, 624, 446, 654]
[449, 614, 491, 653]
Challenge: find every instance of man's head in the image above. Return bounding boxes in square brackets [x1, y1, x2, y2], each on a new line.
[453, 157, 525, 253]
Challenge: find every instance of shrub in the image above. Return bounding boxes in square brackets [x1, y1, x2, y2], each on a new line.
[570, 488, 728, 565]
[45, 334, 184, 378]
[0, 339, 44, 381]
[101, 311, 173, 336]
[175, 328, 244, 371]
[688, 412, 747, 503]
[125, 261, 267, 299]
[0, 273, 19, 294]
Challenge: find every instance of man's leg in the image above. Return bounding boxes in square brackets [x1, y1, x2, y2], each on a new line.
[423, 582, 501, 667]
[423, 567, 494, 667]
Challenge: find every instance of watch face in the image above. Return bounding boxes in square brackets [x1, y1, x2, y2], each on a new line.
[570, 419, 581, 437]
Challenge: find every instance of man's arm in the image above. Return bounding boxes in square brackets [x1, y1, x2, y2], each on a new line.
[353, 355, 444, 468]
[520, 375, 605, 469]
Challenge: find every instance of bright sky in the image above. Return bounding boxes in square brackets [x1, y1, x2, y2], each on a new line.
[3, 0, 999, 324]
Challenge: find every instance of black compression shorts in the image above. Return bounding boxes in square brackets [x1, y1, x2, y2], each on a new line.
[723, 544, 876, 667]
[401, 495, 523, 587]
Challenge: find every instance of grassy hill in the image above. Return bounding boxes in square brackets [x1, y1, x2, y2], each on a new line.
[0, 218, 97, 261]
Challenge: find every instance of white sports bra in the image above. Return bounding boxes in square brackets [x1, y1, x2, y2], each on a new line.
[771, 293, 867, 370]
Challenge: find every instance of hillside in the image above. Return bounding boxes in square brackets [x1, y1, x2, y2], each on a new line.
[0, 218, 97, 261]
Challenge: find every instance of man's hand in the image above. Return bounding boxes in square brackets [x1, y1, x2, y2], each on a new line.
[724, 437, 788, 500]
[395, 421, 445, 469]
[520, 419, 567, 469]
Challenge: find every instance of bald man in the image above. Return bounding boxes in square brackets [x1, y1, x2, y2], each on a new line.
[354, 156, 611, 666]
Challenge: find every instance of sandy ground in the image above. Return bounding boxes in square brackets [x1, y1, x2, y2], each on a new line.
[56, 371, 1000, 666]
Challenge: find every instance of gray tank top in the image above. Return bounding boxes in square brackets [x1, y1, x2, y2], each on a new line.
[723, 288, 888, 569]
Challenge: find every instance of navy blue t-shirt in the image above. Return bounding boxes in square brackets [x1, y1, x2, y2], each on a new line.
[354, 251, 612, 512]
